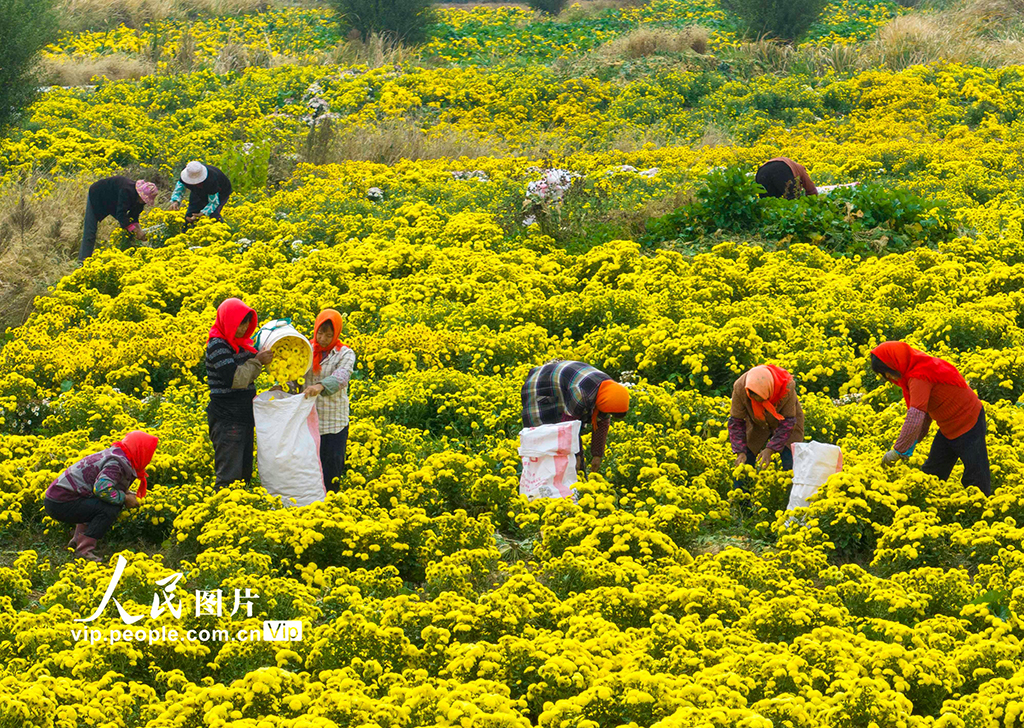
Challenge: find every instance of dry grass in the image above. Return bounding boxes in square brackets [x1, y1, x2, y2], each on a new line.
[40, 55, 156, 86]
[693, 123, 734, 148]
[325, 119, 506, 165]
[0, 180, 84, 330]
[327, 32, 420, 67]
[859, 0, 1024, 69]
[597, 26, 710, 58]
[56, 0, 269, 32]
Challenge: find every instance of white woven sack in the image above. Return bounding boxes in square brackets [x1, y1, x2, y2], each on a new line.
[787, 441, 843, 511]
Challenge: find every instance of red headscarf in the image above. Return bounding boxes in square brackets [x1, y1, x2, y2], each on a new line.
[745, 365, 793, 422]
[871, 341, 968, 406]
[311, 309, 346, 374]
[112, 431, 159, 499]
[208, 298, 258, 354]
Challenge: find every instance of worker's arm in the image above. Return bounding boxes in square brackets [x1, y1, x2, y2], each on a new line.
[590, 414, 611, 459]
[93, 462, 128, 505]
[170, 181, 187, 204]
[114, 187, 140, 231]
[200, 193, 220, 217]
[893, 407, 927, 455]
[727, 416, 748, 454]
[797, 164, 818, 196]
[232, 357, 262, 389]
[318, 348, 356, 396]
[765, 418, 797, 453]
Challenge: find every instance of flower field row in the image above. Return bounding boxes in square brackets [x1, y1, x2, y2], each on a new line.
[3, 148, 1024, 721]
[4, 3, 1024, 724]
[41, 0, 898, 70]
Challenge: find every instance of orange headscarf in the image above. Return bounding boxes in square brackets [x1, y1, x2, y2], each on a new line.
[593, 379, 630, 428]
[746, 365, 793, 422]
[208, 298, 258, 354]
[311, 309, 345, 374]
[112, 431, 159, 499]
[871, 341, 968, 406]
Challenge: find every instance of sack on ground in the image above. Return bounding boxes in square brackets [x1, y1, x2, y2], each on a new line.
[518, 421, 580, 501]
[787, 441, 843, 511]
[253, 391, 325, 507]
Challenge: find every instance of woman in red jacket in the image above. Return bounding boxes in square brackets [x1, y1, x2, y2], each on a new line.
[871, 341, 990, 496]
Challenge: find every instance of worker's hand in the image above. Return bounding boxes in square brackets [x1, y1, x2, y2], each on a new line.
[305, 383, 325, 398]
[186, 213, 200, 223]
[269, 384, 284, 393]
[168, 201, 180, 212]
[255, 350, 274, 365]
[134, 228, 147, 241]
[881, 449, 902, 467]
[590, 455, 603, 471]
[576, 453, 585, 473]
[735, 452, 748, 467]
[756, 449, 773, 469]
[124, 493, 140, 509]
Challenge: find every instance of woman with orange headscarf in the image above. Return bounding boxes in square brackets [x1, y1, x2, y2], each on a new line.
[728, 365, 805, 485]
[302, 309, 357, 492]
[521, 360, 630, 473]
[871, 341, 989, 496]
[44, 431, 158, 562]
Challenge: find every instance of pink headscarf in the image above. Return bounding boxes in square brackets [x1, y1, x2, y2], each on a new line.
[135, 180, 158, 205]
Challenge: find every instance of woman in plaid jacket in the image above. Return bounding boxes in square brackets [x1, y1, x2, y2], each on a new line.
[303, 309, 357, 491]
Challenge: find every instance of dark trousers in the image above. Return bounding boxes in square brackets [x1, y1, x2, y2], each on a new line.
[183, 191, 231, 230]
[321, 427, 349, 493]
[45, 496, 123, 539]
[209, 417, 254, 488]
[79, 199, 103, 262]
[733, 445, 794, 491]
[922, 409, 991, 496]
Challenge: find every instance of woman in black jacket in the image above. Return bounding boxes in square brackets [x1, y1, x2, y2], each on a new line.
[79, 177, 157, 262]
[169, 161, 233, 230]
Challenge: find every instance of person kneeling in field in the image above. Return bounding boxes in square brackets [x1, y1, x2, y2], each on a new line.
[729, 365, 804, 489]
[755, 157, 817, 199]
[872, 341, 991, 496]
[44, 431, 158, 562]
[79, 176, 158, 262]
[206, 298, 273, 488]
[302, 309, 356, 492]
[521, 360, 630, 474]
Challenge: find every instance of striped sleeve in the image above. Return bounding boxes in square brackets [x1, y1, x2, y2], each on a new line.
[320, 347, 356, 395]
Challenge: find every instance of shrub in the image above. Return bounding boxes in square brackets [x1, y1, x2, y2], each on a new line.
[332, 0, 435, 44]
[527, 0, 568, 15]
[642, 167, 955, 257]
[0, 0, 57, 132]
[721, 0, 827, 42]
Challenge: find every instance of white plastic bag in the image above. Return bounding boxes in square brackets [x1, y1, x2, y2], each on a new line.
[253, 391, 325, 507]
[518, 421, 580, 501]
[787, 441, 843, 511]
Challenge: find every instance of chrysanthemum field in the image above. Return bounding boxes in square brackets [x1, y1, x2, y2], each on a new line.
[4, 1, 1024, 726]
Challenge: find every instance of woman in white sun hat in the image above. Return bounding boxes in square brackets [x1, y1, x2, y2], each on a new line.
[169, 161, 233, 229]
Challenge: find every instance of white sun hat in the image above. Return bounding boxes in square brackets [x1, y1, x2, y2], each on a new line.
[180, 161, 208, 185]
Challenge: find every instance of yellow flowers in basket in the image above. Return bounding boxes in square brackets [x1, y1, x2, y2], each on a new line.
[265, 336, 311, 384]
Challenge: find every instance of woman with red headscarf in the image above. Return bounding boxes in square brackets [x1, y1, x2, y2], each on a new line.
[871, 341, 990, 496]
[728, 364, 805, 487]
[206, 298, 273, 488]
[301, 309, 357, 492]
[44, 431, 158, 561]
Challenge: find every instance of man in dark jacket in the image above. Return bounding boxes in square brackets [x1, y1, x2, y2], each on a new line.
[169, 161, 233, 230]
[79, 177, 158, 262]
